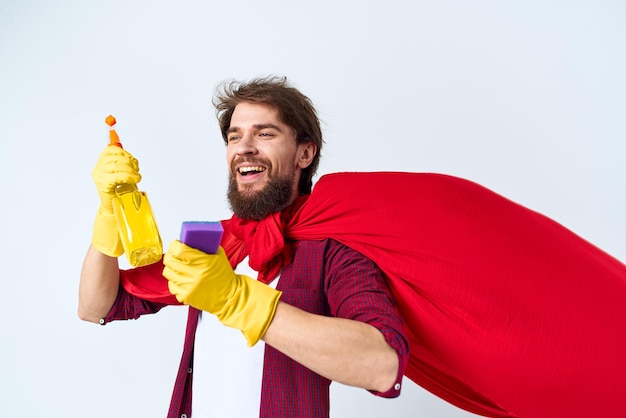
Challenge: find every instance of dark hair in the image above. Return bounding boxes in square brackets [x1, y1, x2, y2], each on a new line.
[213, 76, 323, 195]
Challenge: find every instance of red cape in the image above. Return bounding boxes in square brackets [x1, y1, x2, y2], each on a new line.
[121, 172, 626, 417]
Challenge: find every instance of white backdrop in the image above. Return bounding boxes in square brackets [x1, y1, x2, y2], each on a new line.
[1, 1, 625, 417]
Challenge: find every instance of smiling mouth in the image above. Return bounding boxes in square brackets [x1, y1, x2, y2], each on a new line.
[238, 166, 266, 176]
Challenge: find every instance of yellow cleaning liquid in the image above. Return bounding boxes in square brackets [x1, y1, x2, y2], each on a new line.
[113, 184, 163, 266]
[106, 115, 163, 267]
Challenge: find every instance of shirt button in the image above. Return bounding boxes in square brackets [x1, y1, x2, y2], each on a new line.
[394, 383, 401, 391]
[181, 414, 187, 418]
[187, 368, 193, 374]
[99, 319, 105, 325]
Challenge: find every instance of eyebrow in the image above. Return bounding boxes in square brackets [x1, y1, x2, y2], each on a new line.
[226, 123, 283, 134]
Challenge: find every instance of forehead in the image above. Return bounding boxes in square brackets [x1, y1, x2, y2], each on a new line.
[230, 102, 284, 127]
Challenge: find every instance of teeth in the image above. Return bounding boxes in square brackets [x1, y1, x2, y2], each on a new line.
[239, 166, 265, 174]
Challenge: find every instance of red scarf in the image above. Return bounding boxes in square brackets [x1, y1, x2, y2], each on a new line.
[121, 172, 626, 418]
[219, 194, 308, 284]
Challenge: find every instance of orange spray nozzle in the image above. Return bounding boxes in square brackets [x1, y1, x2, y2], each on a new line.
[105, 115, 122, 147]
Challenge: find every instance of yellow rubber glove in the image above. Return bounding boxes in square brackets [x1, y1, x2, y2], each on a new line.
[163, 241, 282, 346]
[91, 145, 142, 257]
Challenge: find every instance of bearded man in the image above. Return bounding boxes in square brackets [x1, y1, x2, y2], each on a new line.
[80, 76, 626, 418]
[79, 77, 409, 418]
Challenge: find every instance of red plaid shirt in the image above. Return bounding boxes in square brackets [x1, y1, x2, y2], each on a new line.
[105, 239, 409, 417]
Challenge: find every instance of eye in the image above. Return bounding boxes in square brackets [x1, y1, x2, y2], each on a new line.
[227, 134, 240, 142]
[259, 131, 274, 138]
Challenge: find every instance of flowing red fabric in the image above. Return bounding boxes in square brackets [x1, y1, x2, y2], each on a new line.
[121, 172, 626, 417]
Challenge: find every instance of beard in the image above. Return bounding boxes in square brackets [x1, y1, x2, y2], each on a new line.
[227, 169, 296, 220]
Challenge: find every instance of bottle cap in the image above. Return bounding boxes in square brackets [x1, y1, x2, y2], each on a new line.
[105, 115, 123, 148]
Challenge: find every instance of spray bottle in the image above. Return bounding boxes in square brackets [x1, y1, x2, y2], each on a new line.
[105, 115, 163, 267]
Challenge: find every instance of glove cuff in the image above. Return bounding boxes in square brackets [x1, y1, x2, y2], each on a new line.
[220, 275, 282, 347]
[92, 208, 124, 257]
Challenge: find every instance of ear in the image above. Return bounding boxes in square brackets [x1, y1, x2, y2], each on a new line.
[296, 141, 317, 169]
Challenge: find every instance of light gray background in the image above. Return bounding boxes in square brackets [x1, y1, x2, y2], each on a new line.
[1, 1, 625, 417]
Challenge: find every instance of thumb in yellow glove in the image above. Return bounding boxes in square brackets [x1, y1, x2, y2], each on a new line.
[91, 145, 142, 257]
[163, 241, 282, 346]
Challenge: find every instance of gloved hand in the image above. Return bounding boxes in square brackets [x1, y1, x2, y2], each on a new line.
[163, 241, 282, 346]
[91, 145, 142, 257]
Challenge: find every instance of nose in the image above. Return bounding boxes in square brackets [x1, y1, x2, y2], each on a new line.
[233, 133, 257, 156]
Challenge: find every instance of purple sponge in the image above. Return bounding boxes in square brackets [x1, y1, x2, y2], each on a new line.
[179, 221, 224, 254]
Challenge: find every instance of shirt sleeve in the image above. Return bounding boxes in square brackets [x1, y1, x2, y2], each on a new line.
[323, 240, 410, 398]
[101, 270, 170, 325]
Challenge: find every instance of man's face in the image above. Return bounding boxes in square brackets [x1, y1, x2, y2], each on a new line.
[226, 101, 315, 220]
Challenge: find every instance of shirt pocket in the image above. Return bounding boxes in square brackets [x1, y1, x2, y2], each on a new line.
[279, 289, 329, 316]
